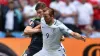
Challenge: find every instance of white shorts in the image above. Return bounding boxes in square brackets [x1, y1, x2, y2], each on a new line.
[60, 43, 66, 52]
[33, 47, 66, 56]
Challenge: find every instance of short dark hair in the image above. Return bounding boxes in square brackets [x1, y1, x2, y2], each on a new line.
[35, 2, 46, 10]
[48, 8, 54, 17]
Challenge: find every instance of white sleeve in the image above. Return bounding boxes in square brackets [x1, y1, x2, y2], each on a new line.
[59, 24, 73, 35]
[23, 6, 37, 16]
[50, 2, 55, 9]
[23, 6, 29, 14]
[89, 3, 93, 15]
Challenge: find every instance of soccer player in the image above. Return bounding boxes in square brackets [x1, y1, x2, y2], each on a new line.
[22, 2, 47, 56]
[23, 2, 65, 56]
[33, 8, 86, 56]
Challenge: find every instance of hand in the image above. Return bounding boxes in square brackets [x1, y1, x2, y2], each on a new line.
[80, 36, 86, 42]
[60, 36, 65, 41]
[62, 14, 66, 17]
[71, 32, 86, 42]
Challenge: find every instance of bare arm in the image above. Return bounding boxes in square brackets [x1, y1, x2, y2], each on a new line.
[90, 15, 93, 26]
[61, 11, 77, 17]
[74, 12, 78, 26]
[60, 23, 86, 42]
[24, 25, 41, 35]
[70, 32, 86, 42]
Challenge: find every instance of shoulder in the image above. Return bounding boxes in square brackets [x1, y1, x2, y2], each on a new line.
[50, 2, 57, 8]
[30, 18, 35, 21]
[69, 3, 76, 8]
[23, 5, 31, 13]
[55, 20, 68, 28]
[50, 1, 56, 5]
[59, 1, 66, 6]
[31, 17, 41, 21]
[24, 5, 30, 9]
[54, 20, 63, 26]
[85, 3, 92, 7]
[84, 3, 93, 10]
[29, 17, 36, 22]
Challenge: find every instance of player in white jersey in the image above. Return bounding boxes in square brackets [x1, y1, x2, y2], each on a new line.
[32, 8, 86, 56]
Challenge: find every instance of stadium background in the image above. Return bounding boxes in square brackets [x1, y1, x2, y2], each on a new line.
[0, 0, 100, 56]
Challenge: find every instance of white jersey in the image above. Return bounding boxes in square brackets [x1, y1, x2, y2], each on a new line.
[41, 18, 73, 50]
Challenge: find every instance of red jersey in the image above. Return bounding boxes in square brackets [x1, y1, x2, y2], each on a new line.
[88, 0, 100, 20]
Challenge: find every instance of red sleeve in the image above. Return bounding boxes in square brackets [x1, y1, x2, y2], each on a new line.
[0, 0, 8, 5]
[88, 0, 98, 5]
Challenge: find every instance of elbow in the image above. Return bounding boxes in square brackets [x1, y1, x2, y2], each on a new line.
[24, 30, 29, 34]
[24, 26, 32, 34]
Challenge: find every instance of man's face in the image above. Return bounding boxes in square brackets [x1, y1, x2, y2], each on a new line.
[65, 0, 70, 3]
[43, 9, 52, 24]
[30, 0, 39, 3]
[8, 2, 14, 10]
[36, 7, 48, 18]
[36, 9, 43, 18]
[80, 0, 87, 3]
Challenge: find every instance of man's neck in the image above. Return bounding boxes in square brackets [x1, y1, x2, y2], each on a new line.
[47, 19, 54, 26]
[81, 2, 86, 4]
[30, 3, 36, 6]
[66, 2, 69, 6]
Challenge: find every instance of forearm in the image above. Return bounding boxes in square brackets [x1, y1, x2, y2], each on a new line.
[24, 29, 40, 34]
[70, 32, 83, 39]
[66, 12, 77, 17]
[24, 26, 41, 35]
[90, 15, 93, 26]
[74, 14, 78, 25]
[60, 23, 86, 41]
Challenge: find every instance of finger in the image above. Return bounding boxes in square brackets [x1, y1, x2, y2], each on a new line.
[81, 36, 86, 42]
